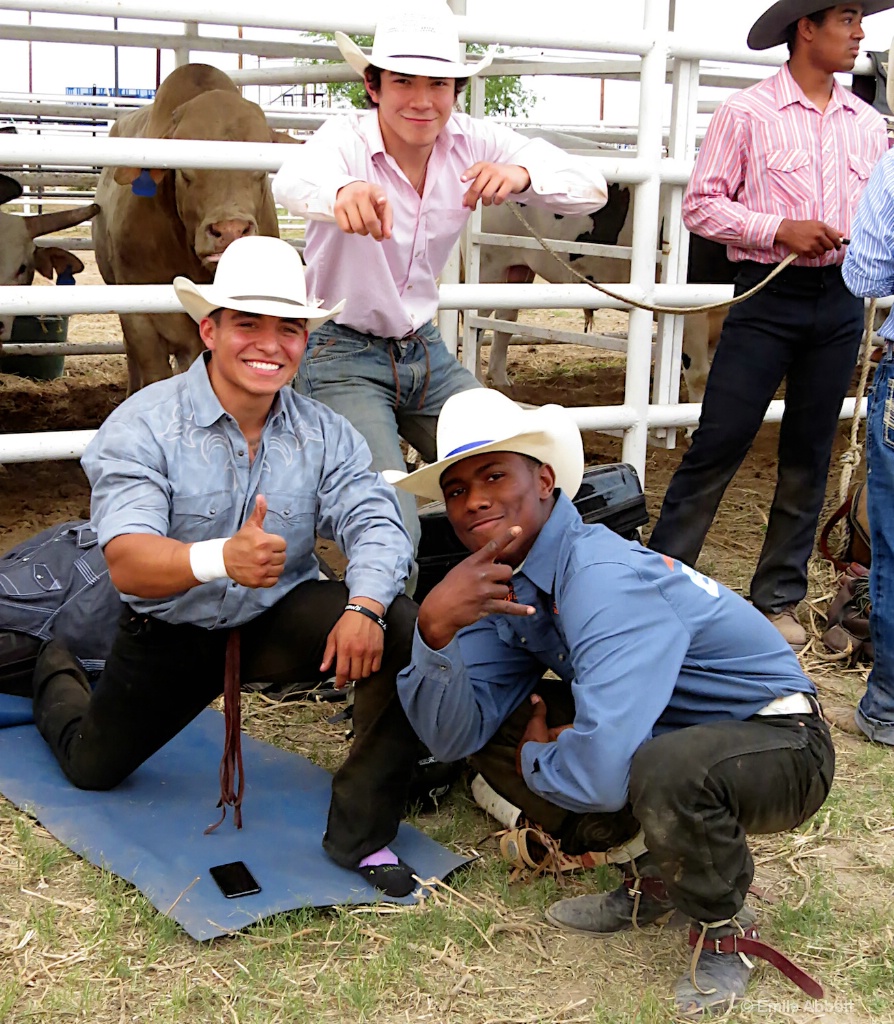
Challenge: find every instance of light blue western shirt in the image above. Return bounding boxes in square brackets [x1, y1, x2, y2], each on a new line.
[397, 493, 815, 814]
[83, 354, 413, 628]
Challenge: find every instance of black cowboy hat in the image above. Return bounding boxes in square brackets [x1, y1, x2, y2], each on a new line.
[748, 0, 894, 50]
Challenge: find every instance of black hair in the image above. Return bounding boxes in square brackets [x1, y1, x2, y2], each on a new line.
[363, 65, 468, 107]
[209, 308, 224, 325]
[784, 8, 829, 55]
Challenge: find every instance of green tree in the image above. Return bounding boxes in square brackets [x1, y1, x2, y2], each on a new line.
[309, 35, 534, 118]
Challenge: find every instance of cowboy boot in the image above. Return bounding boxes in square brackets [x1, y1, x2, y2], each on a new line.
[675, 905, 824, 1017]
[675, 906, 757, 1017]
[545, 855, 680, 935]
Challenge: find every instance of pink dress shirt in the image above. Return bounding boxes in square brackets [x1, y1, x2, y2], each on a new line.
[683, 63, 887, 268]
[273, 111, 608, 340]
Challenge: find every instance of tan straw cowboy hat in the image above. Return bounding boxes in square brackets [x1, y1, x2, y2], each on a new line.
[174, 235, 344, 332]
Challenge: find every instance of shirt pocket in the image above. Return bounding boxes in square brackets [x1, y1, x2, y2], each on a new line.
[0, 561, 62, 598]
[847, 154, 873, 200]
[765, 149, 812, 217]
[169, 491, 234, 540]
[262, 493, 316, 535]
[423, 208, 471, 267]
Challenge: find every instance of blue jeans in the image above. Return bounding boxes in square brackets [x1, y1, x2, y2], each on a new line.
[297, 319, 481, 558]
[857, 348, 894, 744]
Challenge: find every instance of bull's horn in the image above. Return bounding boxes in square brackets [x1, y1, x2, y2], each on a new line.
[24, 203, 100, 239]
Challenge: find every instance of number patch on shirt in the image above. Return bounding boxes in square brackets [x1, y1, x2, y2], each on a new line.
[681, 564, 720, 598]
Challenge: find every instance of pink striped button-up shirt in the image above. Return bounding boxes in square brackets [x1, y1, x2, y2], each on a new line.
[683, 63, 887, 268]
[273, 111, 608, 340]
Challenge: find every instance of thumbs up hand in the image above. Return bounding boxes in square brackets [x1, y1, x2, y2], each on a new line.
[223, 495, 287, 589]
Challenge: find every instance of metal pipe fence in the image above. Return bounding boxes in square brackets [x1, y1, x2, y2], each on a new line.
[0, 1, 887, 486]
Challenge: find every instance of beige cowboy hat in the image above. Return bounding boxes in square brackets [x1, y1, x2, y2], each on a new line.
[384, 388, 584, 502]
[174, 235, 345, 332]
[747, 0, 894, 50]
[335, 2, 493, 80]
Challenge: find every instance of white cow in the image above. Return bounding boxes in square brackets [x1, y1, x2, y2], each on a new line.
[476, 181, 734, 403]
[0, 173, 99, 346]
[475, 184, 631, 386]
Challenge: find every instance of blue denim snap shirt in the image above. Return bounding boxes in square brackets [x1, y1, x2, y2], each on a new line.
[83, 354, 412, 629]
[398, 493, 814, 814]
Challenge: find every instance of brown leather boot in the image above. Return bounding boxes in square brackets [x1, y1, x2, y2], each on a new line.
[762, 605, 807, 651]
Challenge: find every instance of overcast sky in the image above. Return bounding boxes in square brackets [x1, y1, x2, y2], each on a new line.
[1, 1, 893, 127]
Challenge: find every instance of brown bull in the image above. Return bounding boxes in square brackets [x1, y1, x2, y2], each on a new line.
[92, 63, 295, 393]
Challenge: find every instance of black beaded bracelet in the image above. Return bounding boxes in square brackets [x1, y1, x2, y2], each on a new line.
[344, 603, 387, 632]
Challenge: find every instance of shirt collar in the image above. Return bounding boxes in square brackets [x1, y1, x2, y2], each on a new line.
[516, 490, 580, 594]
[358, 109, 387, 158]
[186, 353, 227, 428]
[185, 352, 286, 429]
[775, 61, 856, 114]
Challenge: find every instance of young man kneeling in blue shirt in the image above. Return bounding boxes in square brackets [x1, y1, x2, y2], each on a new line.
[388, 388, 834, 1015]
[32, 236, 419, 897]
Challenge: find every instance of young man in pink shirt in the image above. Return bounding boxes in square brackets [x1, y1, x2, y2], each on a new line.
[273, 4, 608, 572]
[647, 0, 890, 651]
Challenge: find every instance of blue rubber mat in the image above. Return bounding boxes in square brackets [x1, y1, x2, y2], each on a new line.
[0, 696, 471, 940]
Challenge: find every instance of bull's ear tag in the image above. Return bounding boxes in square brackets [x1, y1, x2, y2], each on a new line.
[56, 267, 76, 286]
[132, 169, 157, 197]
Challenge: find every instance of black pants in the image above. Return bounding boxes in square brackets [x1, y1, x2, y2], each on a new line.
[473, 680, 834, 922]
[32, 580, 419, 869]
[648, 262, 863, 612]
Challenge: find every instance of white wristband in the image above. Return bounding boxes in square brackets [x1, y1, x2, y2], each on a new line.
[189, 538, 230, 583]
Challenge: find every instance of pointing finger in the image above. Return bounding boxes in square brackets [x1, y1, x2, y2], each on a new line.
[485, 599, 535, 618]
[378, 197, 393, 239]
[480, 526, 522, 561]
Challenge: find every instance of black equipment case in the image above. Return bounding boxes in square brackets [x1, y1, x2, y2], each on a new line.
[414, 462, 649, 602]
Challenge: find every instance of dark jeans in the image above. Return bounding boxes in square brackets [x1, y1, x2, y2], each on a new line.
[32, 580, 419, 869]
[473, 679, 834, 922]
[649, 262, 863, 612]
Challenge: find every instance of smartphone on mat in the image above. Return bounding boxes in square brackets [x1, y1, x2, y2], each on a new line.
[209, 861, 261, 899]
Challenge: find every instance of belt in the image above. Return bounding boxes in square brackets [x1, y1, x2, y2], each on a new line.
[755, 692, 813, 716]
[737, 260, 844, 290]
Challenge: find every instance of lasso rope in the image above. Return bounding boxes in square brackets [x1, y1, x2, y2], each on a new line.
[838, 297, 878, 504]
[504, 199, 798, 316]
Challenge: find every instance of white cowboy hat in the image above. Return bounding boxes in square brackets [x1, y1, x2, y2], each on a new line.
[384, 388, 584, 502]
[747, 0, 894, 50]
[174, 235, 345, 332]
[335, 3, 493, 80]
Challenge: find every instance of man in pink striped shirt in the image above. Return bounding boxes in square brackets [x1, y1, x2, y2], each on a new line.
[648, 0, 889, 651]
[272, 5, 608, 580]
